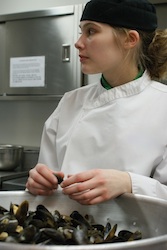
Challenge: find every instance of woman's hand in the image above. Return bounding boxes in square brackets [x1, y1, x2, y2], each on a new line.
[61, 169, 132, 205]
[26, 163, 64, 196]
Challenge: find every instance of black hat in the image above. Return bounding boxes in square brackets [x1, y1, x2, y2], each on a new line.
[80, 0, 157, 32]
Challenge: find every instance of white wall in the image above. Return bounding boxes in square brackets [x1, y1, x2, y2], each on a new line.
[0, 0, 88, 14]
[0, 0, 165, 15]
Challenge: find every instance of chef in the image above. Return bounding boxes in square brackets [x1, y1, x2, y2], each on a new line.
[26, 0, 167, 204]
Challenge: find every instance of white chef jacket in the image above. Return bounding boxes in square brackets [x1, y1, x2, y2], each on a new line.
[38, 71, 167, 200]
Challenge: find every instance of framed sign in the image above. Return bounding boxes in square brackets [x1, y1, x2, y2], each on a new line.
[10, 56, 45, 88]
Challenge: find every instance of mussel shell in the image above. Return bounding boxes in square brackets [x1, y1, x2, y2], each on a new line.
[38, 228, 66, 244]
[29, 218, 46, 229]
[104, 222, 111, 237]
[53, 174, 64, 184]
[0, 232, 8, 241]
[72, 225, 89, 245]
[0, 216, 18, 234]
[18, 224, 37, 243]
[91, 224, 104, 232]
[35, 205, 57, 228]
[70, 211, 91, 229]
[5, 219, 18, 233]
[5, 235, 19, 243]
[15, 200, 29, 226]
[104, 224, 117, 242]
[118, 230, 133, 241]
[53, 210, 62, 223]
[128, 230, 142, 241]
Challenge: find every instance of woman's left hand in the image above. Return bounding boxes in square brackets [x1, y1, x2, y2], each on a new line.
[60, 169, 132, 205]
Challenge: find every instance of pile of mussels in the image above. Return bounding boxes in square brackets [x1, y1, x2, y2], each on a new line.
[0, 200, 142, 245]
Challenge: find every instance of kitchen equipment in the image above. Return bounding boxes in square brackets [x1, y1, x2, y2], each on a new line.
[22, 147, 39, 171]
[0, 191, 167, 250]
[0, 144, 23, 171]
[0, 146, 38, 190]
[0, 5, 82, 100]
[0, 171, 28, 190]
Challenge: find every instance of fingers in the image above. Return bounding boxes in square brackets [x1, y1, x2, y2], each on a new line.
[69, 188, 104, 205]
[26, 184, 55, 196]
[26, 163, 63, 195]
[61, 170, 105, 204]
[61, 170, 95, 189]
[31, 164, 58, 187]
[61, 169, 132, 205]
[26, 166, 132, 204]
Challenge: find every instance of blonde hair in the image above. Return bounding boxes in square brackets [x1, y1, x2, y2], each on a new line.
[113, 27, 167, 81]
[139, 29, 167, 80]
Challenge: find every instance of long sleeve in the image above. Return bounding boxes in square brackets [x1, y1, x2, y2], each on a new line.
[129, 146, 167, 199]
[38, 96, 65, 170]
[129, 173, 167, 199]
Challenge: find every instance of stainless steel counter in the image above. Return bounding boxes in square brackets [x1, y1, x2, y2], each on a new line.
[0, 170, 28, 190]
[2, 175, 28, 190]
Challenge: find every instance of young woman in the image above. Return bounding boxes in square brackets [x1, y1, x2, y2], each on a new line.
[26, 0, 167, 205]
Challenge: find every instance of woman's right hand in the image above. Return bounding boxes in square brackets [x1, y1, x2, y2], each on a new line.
[26, 163, 64, 196]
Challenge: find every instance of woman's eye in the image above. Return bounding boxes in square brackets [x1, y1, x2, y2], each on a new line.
[78, 27, 96, 36]
[88, 28, 95, 35]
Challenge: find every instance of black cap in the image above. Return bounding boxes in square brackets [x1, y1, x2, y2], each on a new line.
[80, 0, 157, 32]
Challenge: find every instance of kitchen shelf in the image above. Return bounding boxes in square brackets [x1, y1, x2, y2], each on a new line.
[0, 95, 63, 101]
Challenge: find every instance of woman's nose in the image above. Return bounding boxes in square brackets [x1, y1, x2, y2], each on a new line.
[75, 36, 84, 50]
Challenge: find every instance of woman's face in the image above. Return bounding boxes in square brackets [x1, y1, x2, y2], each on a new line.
[75, 21, 126, 75]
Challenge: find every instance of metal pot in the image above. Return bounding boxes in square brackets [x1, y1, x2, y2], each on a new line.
[22, 147, 39, 171]
[0, 191, 167, 250]
[0, 144, 24, 171]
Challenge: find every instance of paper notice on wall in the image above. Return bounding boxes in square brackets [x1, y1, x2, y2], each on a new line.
[10, 56, 45, 87]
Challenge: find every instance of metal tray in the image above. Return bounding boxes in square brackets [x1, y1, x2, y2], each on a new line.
[0, 191, 167, 250]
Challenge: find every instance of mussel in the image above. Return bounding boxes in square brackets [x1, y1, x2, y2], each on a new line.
[0, 200, 142, 245]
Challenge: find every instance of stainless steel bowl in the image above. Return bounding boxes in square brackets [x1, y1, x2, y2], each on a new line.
[0, 144, 24, 170]
[0, 191, 167, 250]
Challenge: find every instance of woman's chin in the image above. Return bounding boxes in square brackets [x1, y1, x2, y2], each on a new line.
[81, 67, 100, 75]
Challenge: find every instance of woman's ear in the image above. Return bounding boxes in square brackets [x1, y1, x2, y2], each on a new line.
[124, 30, 140, 49]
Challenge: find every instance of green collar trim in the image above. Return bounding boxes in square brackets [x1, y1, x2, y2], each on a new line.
[101, 70, 144, 90]
[134, 70, 144, 80]
[101, 74, 112, 90]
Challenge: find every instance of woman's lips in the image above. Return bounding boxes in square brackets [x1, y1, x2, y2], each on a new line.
[79, 55, 89, 62]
